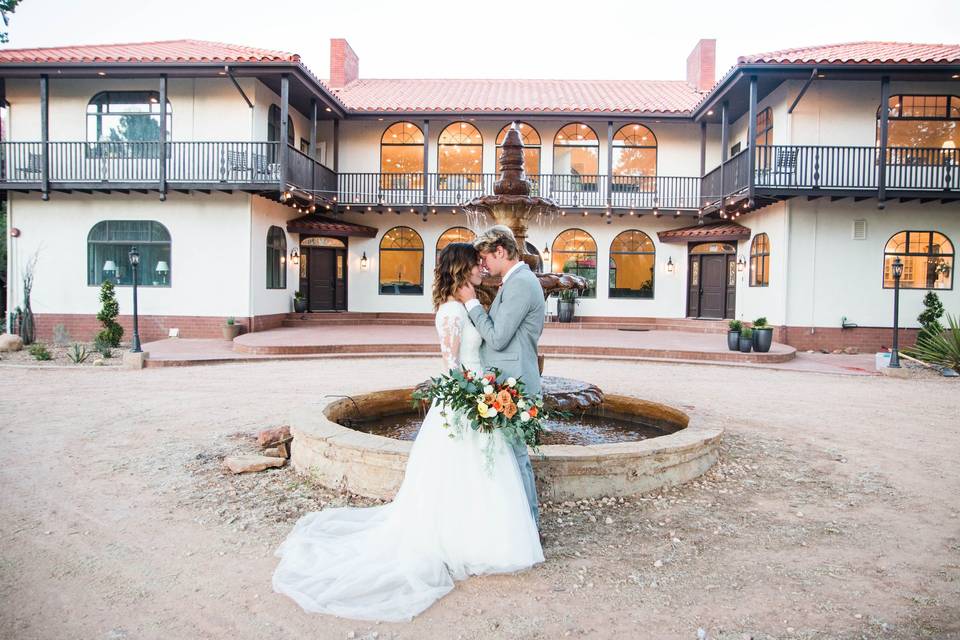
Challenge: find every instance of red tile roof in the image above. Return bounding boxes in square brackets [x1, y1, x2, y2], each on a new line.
[0, 39, 299, 64]
[330, 79, 703, 114]
[738, 41, 960, 65]
[657, 222, 751, 243]
[286, 214, 378, 238]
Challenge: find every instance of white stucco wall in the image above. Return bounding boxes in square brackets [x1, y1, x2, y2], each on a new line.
[250, 197, 301, 316]
[733, 201, 789, 325]
[4, 192, 252, 320]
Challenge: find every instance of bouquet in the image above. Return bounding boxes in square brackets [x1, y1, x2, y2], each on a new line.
[412, 366, 552, 452]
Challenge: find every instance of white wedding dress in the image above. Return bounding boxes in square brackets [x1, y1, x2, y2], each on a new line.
[272, 300, 543, 622]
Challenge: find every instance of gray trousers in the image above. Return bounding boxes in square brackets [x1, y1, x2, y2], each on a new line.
[510, 439, 540, 529]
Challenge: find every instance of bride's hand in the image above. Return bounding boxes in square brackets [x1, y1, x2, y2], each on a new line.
[455, 282, 476, 303]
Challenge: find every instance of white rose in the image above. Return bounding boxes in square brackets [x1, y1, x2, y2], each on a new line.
[517, 399, 527, 409]
[506, 377, 517, 387]
[487, 408, 498, 418]
[483, 385, 494, 395]
[520, 411, 531, 422]
[474, 370, 485, 381]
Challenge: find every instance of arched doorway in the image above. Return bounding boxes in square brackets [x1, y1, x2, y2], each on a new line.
[687, 242, 737, 319]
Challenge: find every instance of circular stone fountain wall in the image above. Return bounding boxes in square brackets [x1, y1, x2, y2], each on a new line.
[290, 389, 722, 501]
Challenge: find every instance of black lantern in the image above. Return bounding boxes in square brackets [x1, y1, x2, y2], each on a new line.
[889, 256, 903, 368]
[129, 246, 142, 353]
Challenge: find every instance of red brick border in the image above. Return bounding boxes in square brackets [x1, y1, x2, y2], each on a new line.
[779, 326, 918, 353]
[32, 313, 293, 343]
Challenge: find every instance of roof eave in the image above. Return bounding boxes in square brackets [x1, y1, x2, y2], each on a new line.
[344, 109, 694, 120]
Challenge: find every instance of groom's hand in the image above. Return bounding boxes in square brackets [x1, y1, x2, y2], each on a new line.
[456, 282, 476, 303]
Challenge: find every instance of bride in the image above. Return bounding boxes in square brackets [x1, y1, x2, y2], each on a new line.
[273, 242, 544, 622]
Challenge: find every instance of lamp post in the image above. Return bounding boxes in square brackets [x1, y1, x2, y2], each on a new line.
[889, 256, 903, 368]
[128, 246, 142, 353]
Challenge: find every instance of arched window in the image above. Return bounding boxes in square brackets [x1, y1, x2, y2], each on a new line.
[87, 220, 171, 287]
[612, 124, 657, 177]
[609, 230, 656, 298]
[380, 122, 424, 190]
[438, 122, 483, 190]
[750, 233, 770, 287]
[878, 95, 960, 163]
[551, 229, 597, 298]
[380, 226, 424, 295]
[497, 122, 541, 176]
[86, 91, 171, 157]
[436, 227, 477, 263]
[884, 230, 954, 290]
[755, 108, 774, 170]
[268, 105, 295, 146]
[554, 123, 599, 177]
[266, 226, 287, 289]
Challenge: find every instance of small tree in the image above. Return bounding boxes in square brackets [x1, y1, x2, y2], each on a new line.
[96, 279, 124, 347]
[917, 291, 945, 341]
[18, 252, 37, 345]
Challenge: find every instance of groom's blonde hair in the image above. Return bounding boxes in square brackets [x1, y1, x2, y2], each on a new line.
[474, 225, 519, 259]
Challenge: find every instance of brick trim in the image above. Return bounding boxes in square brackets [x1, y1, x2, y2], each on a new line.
[780, 326, 918, 353]
[32, 313, 294, 343]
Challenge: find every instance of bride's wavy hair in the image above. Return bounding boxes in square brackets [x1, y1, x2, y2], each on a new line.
[433, 242, 479, 310]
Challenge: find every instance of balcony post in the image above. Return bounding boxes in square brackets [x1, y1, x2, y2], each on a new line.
[878, 76, 890, 209]
[606, 120, 613, 208]
[39, 74, 49, 201]
[699, 121, 706, 176]
[310, 99, 318, 195]
[719, 100, 728, 208]
[158, 74, 167, 201]
[747, 75, 758, 206]
[332, 118, 339, 172]
[422, 119, 429, 210]
[279, 74, 290, 194]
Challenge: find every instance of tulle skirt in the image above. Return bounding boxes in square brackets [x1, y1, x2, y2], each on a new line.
[272, 403, 544, 622]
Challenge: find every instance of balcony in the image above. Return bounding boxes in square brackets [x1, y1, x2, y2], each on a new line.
[0, 141, 335, 197]
[702, 145, 960, 210]
[337, 172, 701, 211]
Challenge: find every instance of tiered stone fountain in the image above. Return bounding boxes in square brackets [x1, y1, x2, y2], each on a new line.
[288, 125, 722, 501]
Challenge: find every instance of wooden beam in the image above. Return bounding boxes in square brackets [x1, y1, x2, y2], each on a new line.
[699, 121, 706, 177]
[422, 119, 429, 209]
[920, 198, 938, 203]
[309, 99, 318, 163]
[830, 196, 847, 202]
[719, 100, 728, 211]
[40, 74, 49, 200]
[159, 74, 167, 201]
[806, 195, 823, 201]
[747, 76, 757, 206]
[279, 74, 290, 195]
[878, 76, 890, 209]
[606, 120, 614, 207]
[788, 68, 818, 114]
[333, 118, 340, 173]
[853, 196, 870, 202]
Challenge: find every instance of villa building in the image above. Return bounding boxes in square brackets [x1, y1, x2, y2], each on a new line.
[0, 38, 957, 351]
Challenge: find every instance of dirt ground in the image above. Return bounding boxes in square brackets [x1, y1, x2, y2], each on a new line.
[0, 357, 958, 640]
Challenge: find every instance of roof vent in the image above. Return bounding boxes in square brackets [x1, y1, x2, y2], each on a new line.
[852, 219, 867, 240]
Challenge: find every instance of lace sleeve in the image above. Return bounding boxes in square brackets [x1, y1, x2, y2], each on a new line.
[435, 305, 465, 371]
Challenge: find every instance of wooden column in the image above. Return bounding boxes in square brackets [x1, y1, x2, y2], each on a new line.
[606, 120, 614, 207]
[332, 118, 340, 172]
[699, 121, 706, 176]
[279, 74, 290, 194]
[39, 74, 49, 201]
[422, 119, 429, 209]
[747, 75, 758, 206]
[878, 76, 890, 209]
[719, 100, 729, 207]
[309, 99, 318, 195]
[158, 74, 167, 201]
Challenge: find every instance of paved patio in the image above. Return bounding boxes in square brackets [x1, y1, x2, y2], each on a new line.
[141, 324, 878, 376]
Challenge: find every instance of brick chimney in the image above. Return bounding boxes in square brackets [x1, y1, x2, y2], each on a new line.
[686, 39, 716, 92]
[329, 38, 359, 88]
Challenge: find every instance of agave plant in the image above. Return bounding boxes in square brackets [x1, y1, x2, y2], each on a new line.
[906, 313, 960, 371]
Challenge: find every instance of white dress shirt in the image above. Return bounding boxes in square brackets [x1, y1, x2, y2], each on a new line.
[465, 261, 523, 311]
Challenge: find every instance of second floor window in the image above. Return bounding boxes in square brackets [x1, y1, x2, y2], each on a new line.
[879, 95, 960, 163]
[612, 124, 657, 178]
[268, 105, 295, 146]
[86, 91, 171, 157]
[554, 123, 599, 178]
[380, 122, 424, 190]
[496, 122, 541, 176]
[438, 122, 483, 189]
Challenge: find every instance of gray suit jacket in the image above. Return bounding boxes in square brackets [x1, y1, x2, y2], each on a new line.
[467, 263, 545, 397]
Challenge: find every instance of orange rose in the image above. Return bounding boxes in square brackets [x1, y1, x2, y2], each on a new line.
[492, 401, 502, 411]
[528, 406, 538, 417]
[484, 373, 496, 383]
[503, 402, 518, 419]
[497, 390, 512, 406]
[483, 393, 497, 405]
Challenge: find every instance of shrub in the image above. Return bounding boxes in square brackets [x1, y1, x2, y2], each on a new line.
[917, 292, 945, 342]
[67, 343, 90, 364]
[52, 323, 71, 346]
[728, 320, 743, 332]
[740, 327, 753, 340]
[226, 316, 235, 326]
[753, 317, 768, 329]
[28, 342, 52, 361]
[906, 314, 960, 371]
[93, 334, 114, 359]
[96, 279, 123, 347]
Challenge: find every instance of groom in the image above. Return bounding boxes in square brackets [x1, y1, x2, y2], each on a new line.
[457, 225, 544, 529]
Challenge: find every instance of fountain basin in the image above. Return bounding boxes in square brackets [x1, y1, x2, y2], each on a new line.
[290, 389, 722, 501]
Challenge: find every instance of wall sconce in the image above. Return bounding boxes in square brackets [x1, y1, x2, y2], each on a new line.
[290, 249, 300, 266]
[360, 251, 369, 270]
[543, 243, 550, 257]
[666, 256, 674, 273]
[737, 256, 746, 272]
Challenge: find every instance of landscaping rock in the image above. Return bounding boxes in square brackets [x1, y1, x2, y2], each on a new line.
[223, 454, 286, 474]
[257, 426, 291, 448]
[263, 443, 290, 459]
[0, 334, 24, 352]
[843, 346, 860, 355]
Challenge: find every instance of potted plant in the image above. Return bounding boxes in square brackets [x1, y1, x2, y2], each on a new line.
[293, 291, 307, 313]
[223, 317, 240, 340]
[727, 319, 743, 351]
[752, 317, 774, 353]
[557, 289, 577, 323]
[738, 327, 753, 353]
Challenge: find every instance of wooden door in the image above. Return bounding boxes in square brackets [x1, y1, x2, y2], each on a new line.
[724, 254, 737, 319]
[308, 248, 336, 311]
[698, 255, 726, 318]
[686, 255, 701, 317]
[333, 249, 347, 311]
